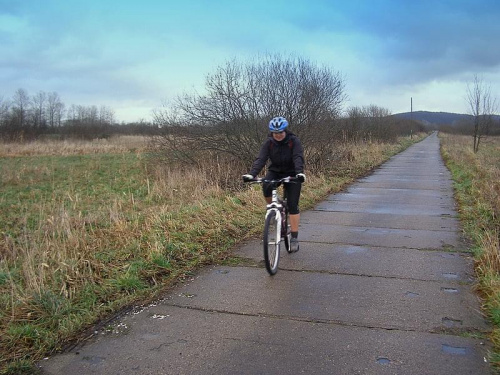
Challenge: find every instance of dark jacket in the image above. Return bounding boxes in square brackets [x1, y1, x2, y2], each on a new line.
[249, 132, 304, 177]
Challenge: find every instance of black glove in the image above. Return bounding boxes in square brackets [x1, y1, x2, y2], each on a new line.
[296, 173, 306, 183]
[242, 174, 254, 182]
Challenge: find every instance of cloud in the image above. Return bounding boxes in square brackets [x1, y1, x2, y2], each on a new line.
[1, 0, 499, 121]
[293, 0, 500, 84]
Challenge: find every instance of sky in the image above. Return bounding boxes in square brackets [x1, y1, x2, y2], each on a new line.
[1, 0, 499, 123]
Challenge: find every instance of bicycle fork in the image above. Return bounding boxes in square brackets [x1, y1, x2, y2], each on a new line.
[265, 207, 282, 234]
[265, 188, 287, 242]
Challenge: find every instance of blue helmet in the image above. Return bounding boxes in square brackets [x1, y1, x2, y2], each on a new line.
[268, 116, 288, 133]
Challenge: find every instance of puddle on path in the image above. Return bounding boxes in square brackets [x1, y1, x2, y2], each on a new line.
[405, 291, 420, 298]
[441, 287, 459, 293]
[376, 357, 391, 364]
[440, 253, 457, 259]
[82, 356, 106, 365]
[442, 273, 459, 280]
[442, 344, 467, 355]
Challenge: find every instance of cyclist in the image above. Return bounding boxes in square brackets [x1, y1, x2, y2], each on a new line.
[243, 116, 306, 252]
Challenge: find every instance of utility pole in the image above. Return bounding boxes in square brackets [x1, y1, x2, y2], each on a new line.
[410, 97, 413, 139]
[411, 97, 413, 121]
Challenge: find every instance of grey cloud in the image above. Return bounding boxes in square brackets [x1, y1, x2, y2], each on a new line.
[295, 0, 500, 84]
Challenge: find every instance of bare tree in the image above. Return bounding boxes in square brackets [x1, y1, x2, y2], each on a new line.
[0, 96, 9, 124]
[153, 55, 347, 172]
[99, 105, 115, 125]
[12, 88, 30, 129]
[31, 91, 47, 130]
[0, 96, 11, 139]
[47, 92, 65, 127]
[466, 75, 498, 153]
[88, 105, 99, 125]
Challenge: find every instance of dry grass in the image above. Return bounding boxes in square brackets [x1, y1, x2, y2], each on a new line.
[440, 133, 500, 365]
[440, 133, 499, 259]
[0, 135, 149, 157]
[0, 133, 427, 373]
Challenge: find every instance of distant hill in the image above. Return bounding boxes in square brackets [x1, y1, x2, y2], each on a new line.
[392, 110, 500, 134]
[392, 111, 474, 125]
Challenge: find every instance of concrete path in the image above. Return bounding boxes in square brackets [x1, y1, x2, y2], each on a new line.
[40, 133, 491, 374]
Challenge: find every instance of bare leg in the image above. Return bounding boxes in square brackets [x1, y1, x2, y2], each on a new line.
[289, 214, 300, 233]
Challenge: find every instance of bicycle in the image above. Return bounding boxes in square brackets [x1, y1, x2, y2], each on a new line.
[244, 176, 298, 275]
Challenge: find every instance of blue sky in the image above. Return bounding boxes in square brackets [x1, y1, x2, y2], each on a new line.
[1, 0, 499, 122]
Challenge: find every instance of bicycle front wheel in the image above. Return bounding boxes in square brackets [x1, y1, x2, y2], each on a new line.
[263, 210, 281, 275]
[284, 212, 292, 253]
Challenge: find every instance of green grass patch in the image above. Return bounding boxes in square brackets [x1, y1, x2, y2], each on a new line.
[0, 153, 149, 238]
[1, 360, 40, 375]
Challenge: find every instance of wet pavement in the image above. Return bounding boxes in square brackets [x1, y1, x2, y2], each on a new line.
[40, 133, 491, 374]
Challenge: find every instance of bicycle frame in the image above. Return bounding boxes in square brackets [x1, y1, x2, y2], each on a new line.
[254, 177, 294, 236]
[265, 187, 284, 231]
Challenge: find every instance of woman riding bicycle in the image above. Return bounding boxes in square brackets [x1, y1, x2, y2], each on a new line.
[243, 116, 306, 252]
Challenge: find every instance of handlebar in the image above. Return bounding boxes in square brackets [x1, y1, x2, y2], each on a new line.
[243, 176, 299, 184]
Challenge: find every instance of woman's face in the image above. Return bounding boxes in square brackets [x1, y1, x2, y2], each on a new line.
[272, 131, 286, 142]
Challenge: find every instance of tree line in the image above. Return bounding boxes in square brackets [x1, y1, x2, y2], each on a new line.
[2, 55, 426, 146]
[0, 89, 156, 141]
[2, 56, 497, 156]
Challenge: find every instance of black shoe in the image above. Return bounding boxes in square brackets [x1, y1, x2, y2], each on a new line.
[290, 238, 299, 252]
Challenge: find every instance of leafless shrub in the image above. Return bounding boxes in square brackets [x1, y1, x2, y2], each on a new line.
[151, 55, 347, 182]
[466, 75, 499, 153]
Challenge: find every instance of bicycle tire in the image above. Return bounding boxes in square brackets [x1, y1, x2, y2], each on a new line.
[263, 209, 280, 275]
[284, 211, 292, 253]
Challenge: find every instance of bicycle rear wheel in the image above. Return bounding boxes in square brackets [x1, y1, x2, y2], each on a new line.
[263, 210, 280, 275]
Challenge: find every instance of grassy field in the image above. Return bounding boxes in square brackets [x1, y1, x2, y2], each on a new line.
[440, 133, 500, 366]
[0, 134, 426, 374]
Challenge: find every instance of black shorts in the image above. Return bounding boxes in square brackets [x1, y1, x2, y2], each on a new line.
[262, 171, 302, 215]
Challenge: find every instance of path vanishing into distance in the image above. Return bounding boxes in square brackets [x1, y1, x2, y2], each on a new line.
[40, 133, 491, 374]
